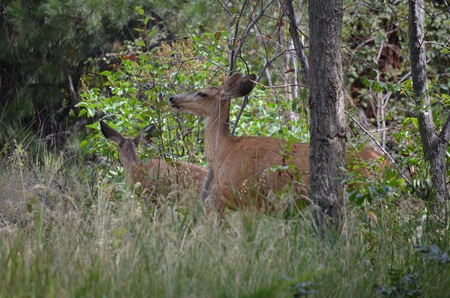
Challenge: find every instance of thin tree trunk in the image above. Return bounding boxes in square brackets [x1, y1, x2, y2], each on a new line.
[286, 0, 309, 82]
[308, 0, 346, 228]
[409, 0, 449, 223]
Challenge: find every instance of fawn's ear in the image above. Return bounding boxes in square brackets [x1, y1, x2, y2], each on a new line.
[100, 121, 125, 144]
[132, 134, 141, 147]
[141, 124, 158, 145]
[221, 73, 256, 99]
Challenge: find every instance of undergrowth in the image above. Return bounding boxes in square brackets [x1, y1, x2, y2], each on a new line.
[0, 142, 449, 298]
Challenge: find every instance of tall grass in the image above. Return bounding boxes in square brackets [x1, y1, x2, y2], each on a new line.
[0, 142, 449, 297]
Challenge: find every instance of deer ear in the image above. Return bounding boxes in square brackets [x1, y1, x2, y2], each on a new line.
[141, 124, 158, 145]
[221, 73, 243, 98]
[100, 121, 125, 144]
[132, 133, 141, 147]
[221, 73, 256, 99]
[240, 74, 257, 97]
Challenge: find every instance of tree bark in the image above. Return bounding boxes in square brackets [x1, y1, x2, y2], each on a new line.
[308, 0, 346, 227]
[409, 0, 449, 223]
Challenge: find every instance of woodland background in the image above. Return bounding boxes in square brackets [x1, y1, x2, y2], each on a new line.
[0, 0, 449, 297]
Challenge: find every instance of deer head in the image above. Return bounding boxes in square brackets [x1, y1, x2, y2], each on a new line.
[169, 73, 256, 119]
[100, 121, 155, 168]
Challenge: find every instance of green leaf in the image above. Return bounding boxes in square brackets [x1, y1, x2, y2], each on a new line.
[135, 40, 146, 47]
[75, 101, 89, 108]
[147, 28, 157, 38]
[369, 70, 378, 79]
[86, 123, 99, 130]
[361, 77, 371, 87]
[87, 107, 95, 117]
[78, 109, 87, 117]
[372, 81, 383, 93]
[80, 139, 89, 149]
[139, 54, 150, 62]
[349, 191, 365, 206]
[388, 83, 401, 92]
[135, 6, 144, 15]
[375, 36, 385, 43]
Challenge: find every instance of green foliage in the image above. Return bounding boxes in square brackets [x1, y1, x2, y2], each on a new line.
[78, 8, 310, 185]
[232, 88, 309, 141]
[78, 36, 224, 165]
[343, 0, 449, 139]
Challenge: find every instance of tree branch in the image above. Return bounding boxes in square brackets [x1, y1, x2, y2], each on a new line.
[285, 0, 309, 82]
[228, 0, 275, 72]
[63, 64, 80, 116]
[346, 112, 411, 185]
[231, 49, 293, 135]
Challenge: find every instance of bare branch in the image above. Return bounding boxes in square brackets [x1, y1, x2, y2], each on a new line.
[285, 0, 309, 82]
[229, 0, 276, 72]
[346, 112, 411, 185]
[255, 81, 306, 89]
[231, 48, 294, 135]
[63, 64, 80, 116]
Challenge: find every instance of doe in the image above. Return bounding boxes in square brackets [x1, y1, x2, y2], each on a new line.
[168, 73, 385, 211]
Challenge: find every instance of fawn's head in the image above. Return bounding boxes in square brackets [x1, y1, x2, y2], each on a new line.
[168, 73, 256, 117]
[100, 121, 156, 166]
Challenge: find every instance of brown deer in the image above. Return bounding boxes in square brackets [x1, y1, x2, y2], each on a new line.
[100, 121, 209, 202]
[168, 73, 386, 211]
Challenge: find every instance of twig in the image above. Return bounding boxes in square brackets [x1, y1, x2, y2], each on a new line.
[346, 112, 411, 185]
[254, 81, 306, 89]
[229, 0, 275, 72]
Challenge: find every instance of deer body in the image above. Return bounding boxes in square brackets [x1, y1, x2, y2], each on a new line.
[169, 73, 385, 210]
[100, 121, 208, 199]
[209, 133, 311, 208]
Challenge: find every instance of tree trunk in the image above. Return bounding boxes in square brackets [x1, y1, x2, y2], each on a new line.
[409, 0, 450, 224]
[308, 0, 346, 227]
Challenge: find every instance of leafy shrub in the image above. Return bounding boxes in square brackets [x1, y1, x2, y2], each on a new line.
[77, 11, 310, 188]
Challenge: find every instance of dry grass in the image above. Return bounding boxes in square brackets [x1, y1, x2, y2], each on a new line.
[0, 143, 448, 297]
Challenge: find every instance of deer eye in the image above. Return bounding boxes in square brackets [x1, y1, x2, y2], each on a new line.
[197, 92, 207, 98]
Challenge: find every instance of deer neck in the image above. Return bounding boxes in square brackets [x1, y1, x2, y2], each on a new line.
[204, 100, 232, 164]
[119, 147, 143, 186]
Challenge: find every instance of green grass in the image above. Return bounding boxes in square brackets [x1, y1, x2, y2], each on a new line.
[0, 144, 449, 298]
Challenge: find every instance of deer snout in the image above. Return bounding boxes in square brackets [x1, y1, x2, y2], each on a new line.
[168, 95, 181, 110]
[168, 95, 178, 105]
